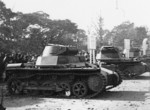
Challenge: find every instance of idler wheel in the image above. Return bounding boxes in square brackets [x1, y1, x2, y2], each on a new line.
[42, 81, 54, 96]
[7, 78, 23, 95]
[59, 82, 71, 96]
[28, 81, 39, 96]
[72, 81, 87, 98]
[88, 75, 106, 92]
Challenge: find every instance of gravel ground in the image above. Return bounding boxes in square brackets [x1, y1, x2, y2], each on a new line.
[1, 72, 150, 110]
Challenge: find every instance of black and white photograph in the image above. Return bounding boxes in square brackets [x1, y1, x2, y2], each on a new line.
[0, 0, 150, 110]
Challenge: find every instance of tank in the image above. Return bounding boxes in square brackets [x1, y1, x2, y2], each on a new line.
[5, 44, 122, 98]
[97, 46, 148, 79]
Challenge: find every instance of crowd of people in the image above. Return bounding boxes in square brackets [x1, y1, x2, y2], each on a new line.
[78, 50, 90, 61]
[0, 51, 38, 80]
[0, 52, 38, 64]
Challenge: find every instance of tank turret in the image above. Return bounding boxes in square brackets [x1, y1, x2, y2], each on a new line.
[42, 44, 78, 56]
[36, 44, 85, 67]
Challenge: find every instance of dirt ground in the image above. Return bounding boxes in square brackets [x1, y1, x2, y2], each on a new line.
[1, 72, 150, 110]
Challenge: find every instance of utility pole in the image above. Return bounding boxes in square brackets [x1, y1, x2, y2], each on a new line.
[116, 0, 118, 9]
[88, 35, 96, 64]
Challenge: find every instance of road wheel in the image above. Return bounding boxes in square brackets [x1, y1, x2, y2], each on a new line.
[72, 81, 87, 98]
[7, 78, 23, 95]
[28, 81, 39, 96]
[41, 81, 54, 96]
[59, 82, 71, 96]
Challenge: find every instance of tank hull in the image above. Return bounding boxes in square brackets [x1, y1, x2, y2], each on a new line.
[5, 65, 122, 98]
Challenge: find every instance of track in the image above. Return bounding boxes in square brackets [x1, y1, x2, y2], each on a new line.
[6, 68, 122, 99]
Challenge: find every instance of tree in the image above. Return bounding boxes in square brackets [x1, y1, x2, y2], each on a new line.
[93, 16, 109, 49]
[106, 21, 136, 49]
[5, 11, 51, 53]
[135, 27, 148, 46]
[0, 0, 16, 23]
[45, 19, 78, 45]
[11, 13, 78, 54]
[0, 1, 80, 54]
[0, 0, 16, 52]
[74, 29, 88, 51]
[103, 21, 149, 50]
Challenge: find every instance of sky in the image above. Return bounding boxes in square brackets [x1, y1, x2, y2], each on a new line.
[2, 0, 150, 32]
